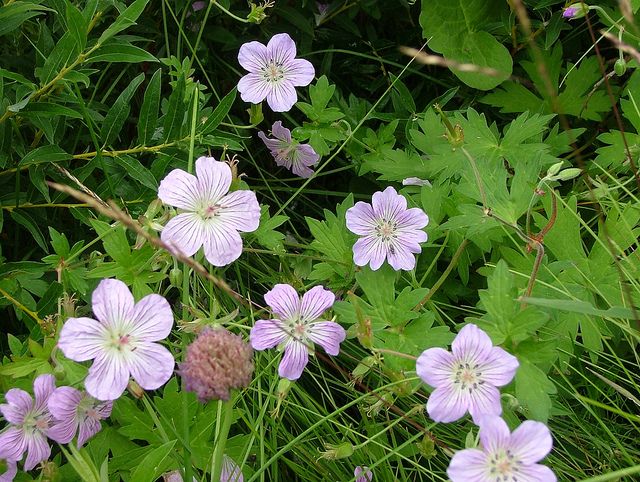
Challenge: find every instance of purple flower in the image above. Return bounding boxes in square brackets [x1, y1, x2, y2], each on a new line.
[47, 387, 112, 447]
[562, 6, 578, 17]
[192, 1, 206, 11]
[57, 279, 175, 401]
[0, 374, 55, 471]
[221, 455, 243, 482]
[250, 284, 346, 380]
[416, 324, 519, 423]
[158, 157, 261, 267]
[238, 33, 315, 112]
[0, 458, 17, 482]
[354, 465, 373, 482]
[345, 186, 429, 271]
[448, 415, 556, 482]
[258, 121, 319, 178]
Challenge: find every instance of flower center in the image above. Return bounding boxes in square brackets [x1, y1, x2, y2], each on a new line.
[23, 410, 49, 435]
[486, 449, 520, 481]
[261, 59, 285, 83]
[201, 204, 221, 220]
[452, 361, 484, 393]
[374, 219, 397, 242]
[106, 329, 135, 353]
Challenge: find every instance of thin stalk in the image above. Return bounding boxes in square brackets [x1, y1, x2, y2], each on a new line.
[211, 398, 234, 482]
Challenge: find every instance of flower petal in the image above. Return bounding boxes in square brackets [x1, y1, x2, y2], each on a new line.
[238, 73, 270, 104]
[451, 324, 493, 362]
[258, 131, 284, 152]
[23, 433, 50, 471]
[161, 213, 206, 258]
[286, 58, 315, 86]
[202, 222, 244, 267]
[426, 385, 469, 423]
[271, 120, 291, 142]
[1, 389, 32, 424]
[386, 243, 418, 271]
[509, 420, 553, 464]
[128, 342, 175, 391]
[266, 33, 297, 65]
[221, 454, 243, 482]
[238, 40, 268, 72]
[371, 186, 407, 220]
[290, 156, 315, 178]
[47, 416, 78, 444]
[33, 374, 56, 412]
[0, 459, 17, 482]
[92, 279, 134, 329]
[77, 416, 102, 447]
[195, 157, 232, 203]
[396, 206, 429, 231]
[266, 81, 297, 112]
[218, 190, 261, 232]
[264, 284, 300, 320]
[58, 317, 106, 362]
[47, 386, 82, 421]
[250, 319, 288, 350]
[416, 347, 455, 388]
[84, 353, 130, 401]
[352, 235, 387, 270]
[306, 321, 345, 356]
[158, 168, 200, 210]
[468, 383, 502, 423]
[278, 340, 309, 380]
[446, 448, 488, 482]
[477, 415, 511, 454]
[517, 464, 557, 482]
[346, 202, 377, 236]
[478, 346, 519, 387]
[129, 294, 173, 342]
[354, 466, 373, 482]
[0, 427, 27, 462]
[299, 286, 335, 322]
[294, 144, 319, 167]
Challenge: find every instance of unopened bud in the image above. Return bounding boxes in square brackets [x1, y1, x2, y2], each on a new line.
[318, 442, 354, 460]
[128, 380, 145, 399]
[562, 3, 589, 19]
[614, 58, 627, 76]
[169, 268, 183, 288]
[417, 435, 436, 458]
[53, 364, 66, 380]
[557, 167, 582, 180]
[464, 428, 477, 448]
[546, 161, 563, 178]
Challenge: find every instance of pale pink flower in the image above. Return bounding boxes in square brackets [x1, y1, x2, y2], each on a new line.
[57, 279, 175, 401]
[158, 157, 261, 267]
[0, 458, 17, 482]
[416, 324, 519, 423]
[250, 284, 345, 380]
[221, 455, 243, 481]
[0, 374, 55, 471]
[238, 33, 315, 112]
[354, 465, 373, 482]
[258, 121, 319, 178]
[47, 387, 112, 447]
[448, 415, 556, 482]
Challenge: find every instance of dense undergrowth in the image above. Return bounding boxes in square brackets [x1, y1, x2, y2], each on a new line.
[1, 0, 640, 481]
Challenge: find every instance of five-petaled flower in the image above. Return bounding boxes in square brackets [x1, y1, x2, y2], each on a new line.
[345, 186, 429, 271]
[416, 324, 519, 423]
[47, 387, 113, 447]
[448, 415, 556, 482]
[250, 284, 346, 380]
[221, 455, 243, 482]
[0, 374, 55, 471]
[57, 279, 175, 401]
[354, 465, 373, 482]
[258, 121, 319, 178]
[158, 156, 261, 267]
[238, 33, 315, 112]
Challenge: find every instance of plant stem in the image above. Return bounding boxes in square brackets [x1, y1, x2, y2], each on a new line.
[211, 398, 234, 482]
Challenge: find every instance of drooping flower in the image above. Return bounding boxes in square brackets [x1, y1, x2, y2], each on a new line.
[47, 387, 112, 447]
[250, 284, 346, 380]
[0, 458, 17, 482]
[158, 157, 261, 267]
[354, 465, 373, 482]
[57, 279, 175, 401]
[258, 121, 319, 178]
[220, 455, 243, 482]
[345, 186, 429, 271]
[0, 374, 55, 471]
[447, 415, 556, 482]
[238, 33, 315, 112]
[416, 324, 519, 423]
[179, 328, 254, 402]
[562, 3, 588, 19]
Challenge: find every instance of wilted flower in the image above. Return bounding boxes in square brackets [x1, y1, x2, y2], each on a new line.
[447, 415, 556, 482]
[180, 328, 254, 402]
[58, 279, 175, 401]
[402, 177, 432, 187]
[47, 387, 112, 447]
[258, 121, 319, 178]
[250, 284, 346, 380]
[221, 455, 243, 482]
[0, 458, 17, 482]
[345, 186, 429, 271]
[0, 374, 55, 471]
[238, 33, 315, 112]
[355, 466, 373, 482]
[416, 324, 519, 423]
[158, 157, 261, 267]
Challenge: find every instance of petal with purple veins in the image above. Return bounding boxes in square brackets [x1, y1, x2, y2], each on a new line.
[202, 222, 244, 267]
[84, 353, 130, 401]
[446, 448, 488, 482]
[238, 73, 271, 104]
[509, 420, 553, 464]
[250, 319, 289, 350]
[238, 40, 268, 72]
[264, 284, 300, 321]
[58, 317, 106, 362]
[129, 294, 173, 342]
[157, 168, 201, 210]
[195, 157, 232, 203]
[306, 321, 345, 356]
[416, 347, 455, 388]
[266, 81, 297, 112]
[286, 58, 315, 86]
[426, 385, 469, 423]
[266, 33, 297, 65]
[128, 342, 175, 391]
[278, 339, 309, 380]
[92, 279, 134, 329]
[23, 433, 51, 471]
[451, 324, 493, 362]
[217, 190, 261, 233]
[161, 213, 206, 258]
[299, 286, 335, 322]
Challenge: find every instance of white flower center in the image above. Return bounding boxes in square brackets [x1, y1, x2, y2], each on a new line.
[452, 360, 484, 393]
[105, 327, 135, 355]
[374, 219, 398, 244]
[200, 204, 221, 220]
[486, 449, 520, 481]
[23, 409, 50, 435]
[261, 59, 285, 84]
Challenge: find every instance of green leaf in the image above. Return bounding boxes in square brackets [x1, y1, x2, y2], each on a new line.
[515, 358, 556, 422]
[65, 0, 87, 52]
[129, 440, 176, 482]
[137, 68, 162, 145]
[521, 297, 637, 319]
[199, 88, 237, 135]
[98, 0, 150, 44]
[163, 75, 186, 141]
[252, 205, 287, 252]
[0, 1, 53, 37]
[89, 219, 131, 263]
[20, 145, 71, 166]
[113, 155, 157, 190]
[87, 42, 158, 64]
[100, 73, 145, 146]
[37, 32, 78, 84]
[10, 210, 49, 253]
[49, 227, 70, 256]
[19, 102, 82, 119]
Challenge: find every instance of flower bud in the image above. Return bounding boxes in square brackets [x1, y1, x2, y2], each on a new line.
[546, 161, 563, 178]
[557, 167, 582, 181]
[318, 442, 354, 460]
[169, 267, 183, 288]
[614, 58, 627, 76]
[562, 3, 589, 19]
[416, 435, 436, 458]
[179, 328, 254, 402]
